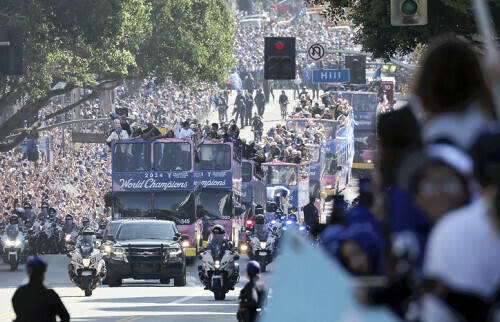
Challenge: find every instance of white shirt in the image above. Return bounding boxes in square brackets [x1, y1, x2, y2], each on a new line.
[106, 130, 129, 142]
[178, 128, 194, 140]
[421, 198, 500, 321]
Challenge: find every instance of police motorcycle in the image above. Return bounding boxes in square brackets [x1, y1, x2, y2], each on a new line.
[246, 215, 278, 273]
[26, 217, 43, 255]
[198, 225, 240, 300]
[67, 227, 107, 296]
[1, 215, 29, 270]
[63, 215, 79, 253]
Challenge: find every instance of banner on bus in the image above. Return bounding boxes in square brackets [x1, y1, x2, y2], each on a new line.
[112, 172, 194, 191]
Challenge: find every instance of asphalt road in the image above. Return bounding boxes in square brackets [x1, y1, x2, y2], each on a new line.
[0, 254, 277, 322]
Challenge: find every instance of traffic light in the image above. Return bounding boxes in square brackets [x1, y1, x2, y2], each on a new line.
[345, 55, 366, 85]
[264, 37, 296, 80]
[391, 0, 427, 26]
[0, 27, 23, 75]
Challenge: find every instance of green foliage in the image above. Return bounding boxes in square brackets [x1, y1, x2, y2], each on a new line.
[0, 0, 235, 149]
[306, 0, 500, 59]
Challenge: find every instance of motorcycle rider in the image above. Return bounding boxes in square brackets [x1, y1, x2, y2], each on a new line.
[206, 225, 232, 254]
[63, 215, 77, 234]
[75, 227, 99, 250]
[251, 113, 264, 142]
[38, 201, 49, 222]
[249, 214, 270, 239]
[22, 201, 36, 226]
[237, 261, 268, 322]
[303, 197, 319, 231]
[80, 217, 91, 231]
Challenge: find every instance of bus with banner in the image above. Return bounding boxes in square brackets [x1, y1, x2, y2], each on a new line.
[241, 159, 266, 224]
[110, 138, 201, 262]
[329, 91, 377, 178]
[195, 140, 243, 249]
[262, 162, 309, 221]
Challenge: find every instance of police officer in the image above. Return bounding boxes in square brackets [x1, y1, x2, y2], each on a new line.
[12, 257, 70, 322]
[38, 201, 49, 222]
[216, 92, 228, 123]
[303, 197, 319, 230]
[206, 225, 232, 254]
[22, 201, 36, 226]
[233, 91, 246, 129]
[254, 88, 265, 116]
[237, 261, 268, 322]
[63, 214, 76, 234]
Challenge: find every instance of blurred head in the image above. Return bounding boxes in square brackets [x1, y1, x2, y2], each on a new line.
[26, 257, 47, 281]
[246, 260, 261, 277]
[9, 214, 18, 225]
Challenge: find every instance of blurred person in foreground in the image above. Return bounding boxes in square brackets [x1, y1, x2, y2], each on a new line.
[12, 257, 70, 322]
[237, 261, 268, 322]
[421, 128, 500, 321]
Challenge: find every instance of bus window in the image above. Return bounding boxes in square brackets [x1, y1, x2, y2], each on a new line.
[352, 93, 378, 112]
[154, 142, 191, 170]
[264, 165, 298, 186]
[199, 144, 231, 170]
[113, 192, 152, 217]
[242, 162, 252, 182]
[113, 143, 151, 172]
[199, 190, 232, 220]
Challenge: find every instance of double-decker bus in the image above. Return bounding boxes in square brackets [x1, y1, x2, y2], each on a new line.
[195, 141, 243, 249]
[262, 162, 309, 221]
[302, 143, 325, 213]
[110, 138, 201, 262]
[241, 159, 266, 225]
[330, 91, 377, 178]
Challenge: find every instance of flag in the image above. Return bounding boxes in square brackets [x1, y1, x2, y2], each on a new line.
[260, 233, 398, 322]
[290, 6, 307, 24]
[228, 72, 243, 92]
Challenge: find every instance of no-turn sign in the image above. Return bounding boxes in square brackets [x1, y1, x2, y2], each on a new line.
[307, 43, 326, 61]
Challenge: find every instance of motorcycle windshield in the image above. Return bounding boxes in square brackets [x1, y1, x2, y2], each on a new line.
[65, 221, 74, 232]
[77, 236, 94, 257]
[254, 224, 269, 242]
[209, 234, 226, 260]
[5, 225, 19, 240]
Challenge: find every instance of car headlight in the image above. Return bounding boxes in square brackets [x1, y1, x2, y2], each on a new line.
[365, 159, 372, 163]
[104, 245, 112, 253]
[82, 258, 91, 268]
[111, 247, 126, 260]
[240, 244, 248, 252]
[326, 185, 333, 190]
[168, 248, 182, 258]
[260, 242, 267, 249]
[181, 240, 190, 248]
[214, 260, 221, 269]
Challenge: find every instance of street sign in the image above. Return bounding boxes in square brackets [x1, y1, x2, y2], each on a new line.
[307, 43, 326, 61]
[312, 69, 349, 83]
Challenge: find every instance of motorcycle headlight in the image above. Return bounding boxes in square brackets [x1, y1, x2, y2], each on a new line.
[299, 226, 306, 231]
[82, 258, 91, 268]
[65, 234, 71, 242]
[90, 257, 97, 264]
[104, 245, 112, 253]
[260, 242, 267, 249]
[271, 220, 276, 225]
[214, 260, 221, 269]
[77, 257, 83, 264]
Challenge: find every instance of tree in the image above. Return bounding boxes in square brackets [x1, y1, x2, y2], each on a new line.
[0, 0, 236, 151]
[306, 0, 500, 59]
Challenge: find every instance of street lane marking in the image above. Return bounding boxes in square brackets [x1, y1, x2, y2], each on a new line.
[170, 290, 206, 304]
[115, 316, 145, 322]
[0, 311, 15, 320]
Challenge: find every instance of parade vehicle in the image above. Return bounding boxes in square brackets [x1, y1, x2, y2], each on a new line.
[68, 228, 107, 296]
[330, 91, 377, 178]
[262, 162, 309, 221]
[1, 224, 28, 270]
[195, 140, 243, 250]
[241, 160, 266, 228]
[110, 138, 201, 263]
[107, 220, 188, 287]
[246, 217, 278, 272]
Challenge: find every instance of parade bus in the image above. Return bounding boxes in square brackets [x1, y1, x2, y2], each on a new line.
[241, 159, 266, 225]
[262, 162, 309, 221]
[110, 138, 201, 262]
[195, 140, 243, 249]
[330, 91, 377, 177]
[302, 143, 325, 213]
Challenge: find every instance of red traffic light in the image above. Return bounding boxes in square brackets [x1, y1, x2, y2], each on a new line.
[275, 42, 284, 51]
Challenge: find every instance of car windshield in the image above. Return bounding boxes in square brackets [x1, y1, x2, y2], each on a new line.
[263, 165, 298, 186]
[153, 191, 196, 225]
[113, 192, 152, 218]
[153, 142, 192, 170]
[113, 142, 151, 172]
[242, 161, 252, 182]
[198, 190, 232, 220]
[198, 144, 231, 170]
[116, 223, 175, 241]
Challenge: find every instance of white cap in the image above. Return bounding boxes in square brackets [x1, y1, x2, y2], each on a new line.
[126, 115, 136, 120]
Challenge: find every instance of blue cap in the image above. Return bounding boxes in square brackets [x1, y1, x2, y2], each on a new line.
[26, 257, 47, 272]
[247, 261, 261, 276]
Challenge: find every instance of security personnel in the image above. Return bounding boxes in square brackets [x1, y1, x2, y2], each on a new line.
[237, 261, 268, 322]
[303, 197, 319, 229]
[12, 257, 70, 322]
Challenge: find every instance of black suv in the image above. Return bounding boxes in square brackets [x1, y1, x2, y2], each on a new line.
[107, 220, 187, 287]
